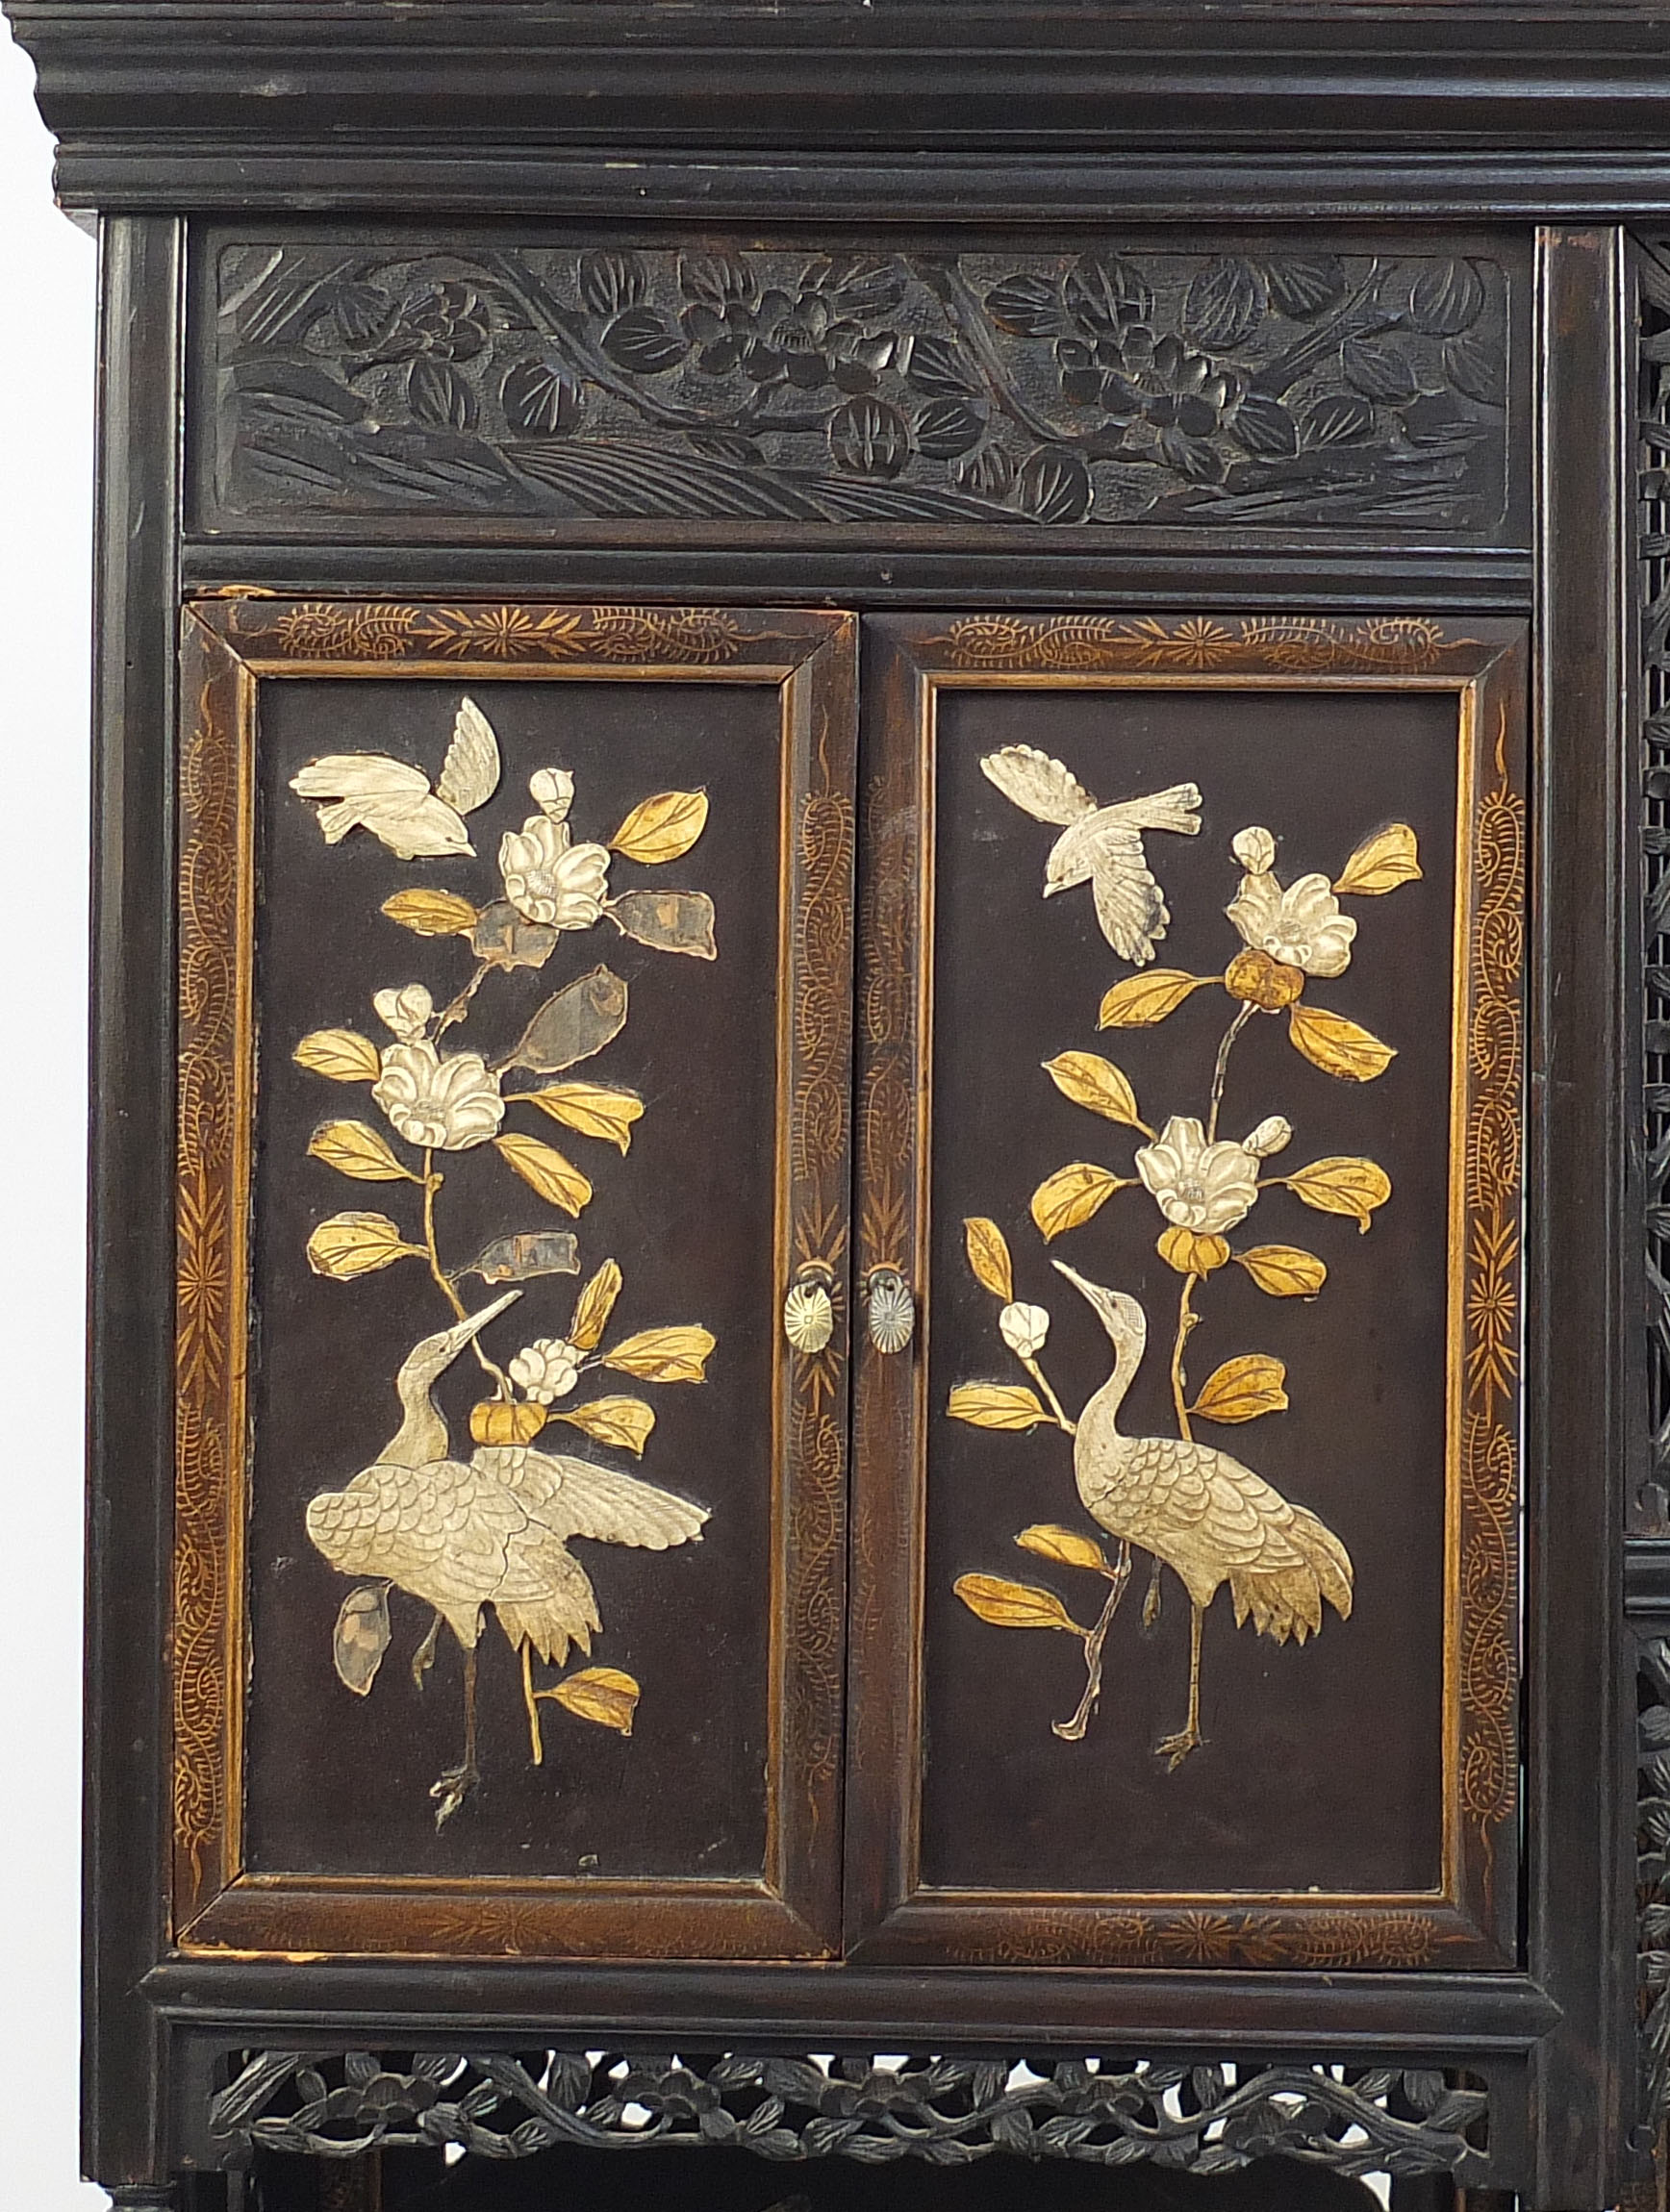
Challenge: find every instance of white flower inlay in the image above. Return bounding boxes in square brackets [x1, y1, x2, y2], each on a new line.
[371, 1041, 504, 1152]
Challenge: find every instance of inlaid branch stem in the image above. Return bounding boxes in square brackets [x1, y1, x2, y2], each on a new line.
[1053, 1540, 1132, 1742]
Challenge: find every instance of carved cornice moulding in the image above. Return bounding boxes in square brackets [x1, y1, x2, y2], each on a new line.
[16, 3, 1670, 211]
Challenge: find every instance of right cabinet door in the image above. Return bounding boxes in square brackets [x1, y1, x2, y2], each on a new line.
[847, 610, 1527, 1972]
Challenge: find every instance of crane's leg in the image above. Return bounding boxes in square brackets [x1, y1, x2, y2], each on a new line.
[430, 1642, 481, 1829]
[1155, 1602, 1204, 1769]
[411, 1607, 443, 1690]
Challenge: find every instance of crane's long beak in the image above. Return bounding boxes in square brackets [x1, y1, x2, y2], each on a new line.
[408, 1287, 521, 1380]
[1051, 1258, 1128, 1342]
[449, 1286, 520, 1348]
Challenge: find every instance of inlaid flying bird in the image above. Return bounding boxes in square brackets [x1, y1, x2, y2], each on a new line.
[1053, 1262, 1353, 1767]
[306, 1289, 709, 1825]
[979, 744, 1202, 965]
[290, 692, 502, 859]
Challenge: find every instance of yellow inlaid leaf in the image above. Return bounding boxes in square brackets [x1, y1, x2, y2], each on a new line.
[1190, 1354, 1290, 1423]
[1235, 1244, 1328, 1298]
[610, 789, 710, 865]
[493, 1132, 594, 1217]
[603, 1325, 716, 1384]
[550, 1666, 641, 1735]
[1285, 1154, 1393, 1232]
[305, 1211, 421, 1280]
[1157, 1225, 1231, 1276]
[1017, 1524, 1111, 1573]
[948, 1382, 1049, 1430]
[953, 1573, 1089, 1635]
[964, 1217, 1015, 1302]
[550, 1395, 656, 1456]
[381, 887, 481, 937]
[1098, 969, 1214, 1028]
[569, 1258, 623, 1352]
[1288, 1002, 1397, 1082]
[1030, 1162, 1125, 1242]
[469, 1398, 547, 1445]
[307, 1119, 415, 1183]
[294, 1028, 382, 1083]
[523, 1080, 645, 1153]
[1333, 823, 1422, 896]
[1042, 1050, 1146, 1130]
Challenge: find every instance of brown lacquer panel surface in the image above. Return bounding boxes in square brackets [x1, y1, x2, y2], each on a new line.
[849, 613, 1524, 1972]
[173, 600, 855, 1959]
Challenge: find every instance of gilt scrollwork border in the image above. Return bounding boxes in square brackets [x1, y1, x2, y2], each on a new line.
[849, 611, 1524, 1971]
[170, 598, 854, 1958]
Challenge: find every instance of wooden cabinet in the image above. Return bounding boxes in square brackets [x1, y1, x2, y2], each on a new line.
[4, 13, 1654, 2204]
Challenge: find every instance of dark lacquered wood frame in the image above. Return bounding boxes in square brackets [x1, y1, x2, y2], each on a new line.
[34, 97, 1634, 2200]
[847, 611, 1527, 1975]
[170, 596, 856, 1963]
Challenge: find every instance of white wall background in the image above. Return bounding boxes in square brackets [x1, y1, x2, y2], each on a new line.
[0, 16, 110, 2211]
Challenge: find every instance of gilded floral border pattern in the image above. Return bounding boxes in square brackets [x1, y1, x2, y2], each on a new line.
[174, 618, 247, 1919]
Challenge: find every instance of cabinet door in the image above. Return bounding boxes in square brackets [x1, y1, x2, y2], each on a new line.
[848, 611, 1525, 1970]
[172, 599, 854, 1960]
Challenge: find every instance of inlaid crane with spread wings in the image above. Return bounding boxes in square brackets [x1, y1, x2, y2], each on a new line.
[308, 1291, 710, 1826]
[978, 743, 1202, 965]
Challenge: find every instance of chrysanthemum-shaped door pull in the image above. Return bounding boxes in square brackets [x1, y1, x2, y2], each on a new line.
[782, 1267, 835, 1356]
[866, 1268, 916, 1355]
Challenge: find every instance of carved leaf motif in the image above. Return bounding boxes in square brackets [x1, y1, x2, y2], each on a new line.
[471, 899, 562, 972]
[1284, 1155, 1393, 1231]
[407, 357, 477, 433]
[1183, 258, 1268, 350]
[601, 307, 688, 375]
[506, 966, 629, 1073]
[1190, 1354, 1290, 1423]
[963, 1217, 1015, 1302]
[1016, 448, 1092, 523]
[382, 888, 481, 937]
[1341, 335, 1421, 405]
[1031, 1163, 1125, 1242]
[306, 1211, 421, 1280]
[1406, 259, 1484, 338]
[333, 1585, 392, 1696]
[1234, 1244, 1328, 1298]
[1263, 256, 1348, 320]
[295, 1028, 383, 1082]
[550, 1395, 656, 1456]
[550, 1666, 641, 1734]
[493, 1133, 594, 1217]
[1098, 969, 1214, 1028]
[1041, 1050, 1145, 1129]
[603, 1326, 716, 1384]
[308, 1119, 414, 1183]
[953, 1573, 1088, 1633]
[1333, 823, 1421, 895]
[1017, 1524, 1111, 1573]
[948, 1383, 1050, 1431]
[984, 274, 1061, 337]
[609, 789, 709, 864]
[611, 891, 718, 960]
[502, 359, 583, 437]
[1288, 1003, 1397, 1081]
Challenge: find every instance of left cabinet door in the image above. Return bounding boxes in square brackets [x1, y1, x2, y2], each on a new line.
[172, 598, 856, 1961]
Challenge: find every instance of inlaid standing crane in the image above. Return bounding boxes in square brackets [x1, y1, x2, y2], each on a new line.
[1053, 1262, 1354, 1767]
[307, 1289, 710, 1824]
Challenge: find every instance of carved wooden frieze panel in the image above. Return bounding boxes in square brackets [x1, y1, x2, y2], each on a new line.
[173, 598, 855, 1959]
[194, 237, 1520, 542]
[848, 612, 1525, 1971]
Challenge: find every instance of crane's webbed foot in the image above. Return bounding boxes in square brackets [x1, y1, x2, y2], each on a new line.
[1156, 1724, 1202, 1771]
[430, 1759, 480, 1830]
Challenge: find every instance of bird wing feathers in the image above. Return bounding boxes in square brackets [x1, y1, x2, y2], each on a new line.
[1085, 823, 1172, 966]
[1078, 1434, 1353, 1637]
[306, 1459, 528, 1646]
[979, 745, 1097, 826]
[434, 695, 501, 815]
[289, 752, 474, 858]
[473, 1445, 710, 1550]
